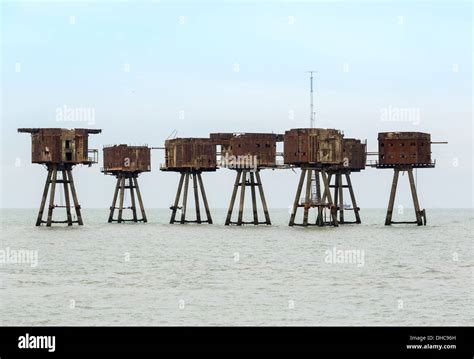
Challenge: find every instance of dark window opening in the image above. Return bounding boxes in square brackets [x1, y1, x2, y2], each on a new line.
[65, 140, 71, 149]
[66, 152, 72, 161]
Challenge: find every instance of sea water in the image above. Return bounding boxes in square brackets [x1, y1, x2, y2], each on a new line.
[0, 208, 472, 326]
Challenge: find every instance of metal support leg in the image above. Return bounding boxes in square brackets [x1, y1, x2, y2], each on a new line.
[334, 173, 339, 223]
[129, 176, 138, 222]
[315, 170, 323, 226]
[108, 176, 121, 223]
[385, 169, 400, 226]
[133, 176, 147, 223]
[197, 173, 212, 224]
[408, 168, 423, 226]
[225, 170, 242, 225]
[321, 173, 332, 204]
[321, 170, 338, 227]
[289, 169, 306, 226]
[46, 166, 57, 227]
[338, 173, 344, 224]
[256, 171, 271, 225]
[303, 169, 312, 226]
[345, 172, 361, 224]
[36, 167, 52, 226]
[237, 171, 247, 225]
[170, 173, 185, 224]
[62, 170, 73, 226]
[192, 173, 201, 224]
[117, 176, 125, 223]
[250, 172, 258, 225]
[67, 169, 83, 225]
[180, 173, 190, 224]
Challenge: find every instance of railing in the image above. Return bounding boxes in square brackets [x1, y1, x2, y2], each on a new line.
[367, 159, 437, 168]
[87, 149, 99, 164]
[103, 143, 149, 148]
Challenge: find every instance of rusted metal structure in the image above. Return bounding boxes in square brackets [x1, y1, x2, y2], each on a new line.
[18, 128, 101, 226]
[211, 132, 281, 168]
[285, 128, 344, 227]
[325, 138, 367, 224]
[283, 128, 343, 166]
[161, 138, 216, 224]
[377, 132, 434, 226]
[102, 144, 150, 223]
[211, 133, 281, 225]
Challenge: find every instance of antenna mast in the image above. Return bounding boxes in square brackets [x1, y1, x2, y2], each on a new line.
[306, 70, 317, 128]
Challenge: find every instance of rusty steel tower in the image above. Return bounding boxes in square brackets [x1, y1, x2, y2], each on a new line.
[161, 138, 215, 224]
[325, 138, 367, 224]
[285, 128, 345, 227]
[211, 133, 281, 226]
[18, 128, 101, 226]
[102, 144, 150, 223]
[377, 132, 438, 226]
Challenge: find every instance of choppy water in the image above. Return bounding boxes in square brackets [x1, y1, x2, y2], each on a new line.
[0, 208, 472, 326]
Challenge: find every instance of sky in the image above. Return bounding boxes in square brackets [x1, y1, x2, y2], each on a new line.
[1, 0, 472, 210]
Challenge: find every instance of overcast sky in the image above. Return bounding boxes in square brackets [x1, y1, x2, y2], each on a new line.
[1, 0, 472, 209]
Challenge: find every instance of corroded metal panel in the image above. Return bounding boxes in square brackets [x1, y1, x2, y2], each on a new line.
[229, 133, 278, 168]
[210, 132, 281, 168]
[103, 145, 151, 173]
[283, 128, 344, 166]
[18, 128, 101, 165]
[378, 132, 432, 167]
[210, 133, 233, 145]
[162, 138, 216, 171]
[341, 138, 366, 171]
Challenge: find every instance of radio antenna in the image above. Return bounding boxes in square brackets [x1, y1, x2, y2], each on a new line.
[305, 70, 317, 128]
